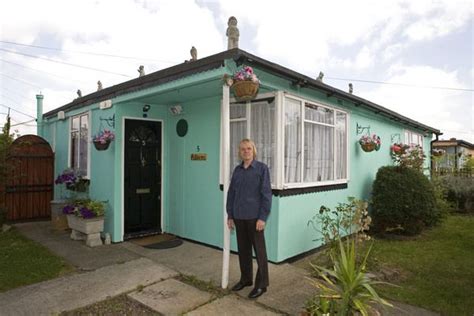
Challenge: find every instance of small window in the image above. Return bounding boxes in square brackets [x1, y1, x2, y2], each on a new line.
[405, 130, 423, 147]
[70, 113, 89, 177]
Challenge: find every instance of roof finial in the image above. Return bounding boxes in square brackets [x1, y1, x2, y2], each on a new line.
[97, 80, 103, 91]
[138, 65, 145, 77]
[349, 83, 353, 94]
[316, 71, 324, 82]
[226, 16, 239, 50]
[190, 46, 197, 61]
[77, 89, 82, 98]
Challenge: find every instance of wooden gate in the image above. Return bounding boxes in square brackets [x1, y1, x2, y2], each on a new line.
[3, 135, 54, 221]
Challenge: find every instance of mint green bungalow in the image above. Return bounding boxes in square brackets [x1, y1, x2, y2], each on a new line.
[38, 48, 440, 263]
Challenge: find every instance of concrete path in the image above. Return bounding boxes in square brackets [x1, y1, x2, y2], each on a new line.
[7, 221, 439, 315]
[0, 258, 176, 316]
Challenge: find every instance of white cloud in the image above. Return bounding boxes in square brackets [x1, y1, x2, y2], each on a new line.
[361, 64, 473, 142]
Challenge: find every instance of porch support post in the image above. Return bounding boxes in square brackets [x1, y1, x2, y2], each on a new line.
[221, 83, 231, 289]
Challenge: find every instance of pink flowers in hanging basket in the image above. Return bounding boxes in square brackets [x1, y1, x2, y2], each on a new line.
[223, 66, 260, 101]
[359, 134, 381, 152]
[92, 129, 115, 151]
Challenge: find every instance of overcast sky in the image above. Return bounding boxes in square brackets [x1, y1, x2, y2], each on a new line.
[0, 0, 472, 142]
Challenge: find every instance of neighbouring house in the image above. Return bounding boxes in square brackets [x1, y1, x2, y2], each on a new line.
[432, 138, 474, 171]
[38, 48, 440, 262]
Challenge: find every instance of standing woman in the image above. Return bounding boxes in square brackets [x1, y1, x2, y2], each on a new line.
[226, 138, 272, 299]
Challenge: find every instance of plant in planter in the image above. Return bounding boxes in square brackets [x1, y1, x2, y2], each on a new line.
[224, 66, 260, 100]
[92, 129, 115, 151]
[63, 199, 105, 247]
[51, 169, 89, 230]
[358, 134, 381, 152]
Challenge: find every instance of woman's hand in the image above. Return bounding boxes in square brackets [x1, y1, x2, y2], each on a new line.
[256, 219, 265, 231]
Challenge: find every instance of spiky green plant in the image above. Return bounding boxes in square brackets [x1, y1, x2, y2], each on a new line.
[307, 239, 393, 316]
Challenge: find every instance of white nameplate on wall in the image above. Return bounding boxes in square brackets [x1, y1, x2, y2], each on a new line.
[99, 99, 113, 110]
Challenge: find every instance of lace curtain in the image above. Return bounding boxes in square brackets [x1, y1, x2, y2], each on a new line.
[230, 98, 276, 182]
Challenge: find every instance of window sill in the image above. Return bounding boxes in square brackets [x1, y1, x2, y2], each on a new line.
[219, 182, 348, 197]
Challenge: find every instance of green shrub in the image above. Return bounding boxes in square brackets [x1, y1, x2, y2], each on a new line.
[371, 166, 440, 235]
[440, 175, 474, 213]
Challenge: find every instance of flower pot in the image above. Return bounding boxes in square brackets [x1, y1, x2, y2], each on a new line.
[93, 140, 111, 151]
[361, 143, 376, 152]
[67, 215, 104, 247]
[51, 200, 69, 231]
[232, 80, 259, 100]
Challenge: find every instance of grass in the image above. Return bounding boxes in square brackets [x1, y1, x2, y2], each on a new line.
[0, 227, 74, 292]
[368, 214, 474, 315]
[303, 214, 474, 316]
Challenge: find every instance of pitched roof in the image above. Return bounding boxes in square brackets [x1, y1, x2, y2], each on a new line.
[433, 139, 474, 149]
[43, 48, 440, 134]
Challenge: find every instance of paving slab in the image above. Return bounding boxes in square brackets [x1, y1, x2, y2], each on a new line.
[128, 278, 212, 315]
[0, 258, 177, 316]
[187, 295, 281, 315]
[15, 221, 140, 270]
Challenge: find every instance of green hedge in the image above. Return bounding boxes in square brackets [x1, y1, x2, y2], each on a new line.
[371, 166, 441, 235]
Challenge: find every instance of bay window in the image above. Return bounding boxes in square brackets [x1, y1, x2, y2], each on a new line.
[227, 91, 348, 190]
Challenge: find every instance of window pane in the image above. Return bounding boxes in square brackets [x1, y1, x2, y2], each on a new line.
[72, 117, 80, 132]
[250, 99, 276, 182]
[335, 112, 347, 179]
[304, 123, 334, 182]
[230, 121, 246, 174]
[284, 97, 302, 183]
[79, 114, 88, 176]
[305, 103, 334, 124]
[230, 102, 246, 119]
[70, 131, 79, 170]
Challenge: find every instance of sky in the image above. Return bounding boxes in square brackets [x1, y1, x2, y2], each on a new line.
[0, 0, 472, 142]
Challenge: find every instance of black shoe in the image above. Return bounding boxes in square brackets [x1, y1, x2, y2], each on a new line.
[248, 287, 267, 299]
[231, 281, 252, 291]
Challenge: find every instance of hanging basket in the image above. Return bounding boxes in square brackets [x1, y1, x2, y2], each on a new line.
[361, 143, 376, 152]
[93, 140, 111, 151]
[232, 80, 259, 100]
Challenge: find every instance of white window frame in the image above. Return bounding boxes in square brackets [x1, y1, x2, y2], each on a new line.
[281, 93, 349, 189]
[404, 130, 424, 148]
[222, 91, 350, 190]
[229, 92, 278, 188]
[68, 111, 91, 178]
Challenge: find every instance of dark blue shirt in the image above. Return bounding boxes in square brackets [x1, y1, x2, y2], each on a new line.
[226, 160, 272, 221]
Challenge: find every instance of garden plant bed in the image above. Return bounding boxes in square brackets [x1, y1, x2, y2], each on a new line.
[298, 215, 474, 316]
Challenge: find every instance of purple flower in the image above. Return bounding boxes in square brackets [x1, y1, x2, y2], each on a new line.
[79, 207, 95, 219]
[93, 129, 115, 143]
[62, 205, 76, 215]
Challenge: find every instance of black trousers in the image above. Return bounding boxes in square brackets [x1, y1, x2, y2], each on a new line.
[234, 218, 269, 288]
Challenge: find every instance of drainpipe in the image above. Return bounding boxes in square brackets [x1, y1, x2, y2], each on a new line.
[430, 132, 441, 175]
[36, 94, 44, 136]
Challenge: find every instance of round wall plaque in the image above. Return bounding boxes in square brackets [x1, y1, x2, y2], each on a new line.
[176, 119, 188, 137]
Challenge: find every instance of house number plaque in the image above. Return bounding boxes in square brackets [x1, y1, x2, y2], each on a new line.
[191, 153, 207, 161]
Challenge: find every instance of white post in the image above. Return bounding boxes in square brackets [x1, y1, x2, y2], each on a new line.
[221, 84, 231, 289]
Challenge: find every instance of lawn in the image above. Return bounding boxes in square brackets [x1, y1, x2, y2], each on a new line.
[0, 227, 74, 292]
[301, 214, 474, 316]
[369, 214, 474, 315]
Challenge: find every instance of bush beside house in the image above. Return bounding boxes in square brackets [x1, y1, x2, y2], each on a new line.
[371, 166, 441, 235]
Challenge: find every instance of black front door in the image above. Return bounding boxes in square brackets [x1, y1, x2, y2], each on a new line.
[124, 119, 162, 237]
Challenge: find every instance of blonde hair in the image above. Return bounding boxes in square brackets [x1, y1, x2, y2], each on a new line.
[238, 138, 257, 160]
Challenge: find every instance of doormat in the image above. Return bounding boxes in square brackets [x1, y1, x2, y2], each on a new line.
[144, 238, 183, 249]
[130, 233, 177, 246]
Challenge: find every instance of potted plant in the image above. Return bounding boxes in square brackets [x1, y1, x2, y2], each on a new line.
[51, 169, 89, 230]
[63, 199, 105, 247]
[359, 134, 381, 152]
[92, 129, 115, 151]
[224, 66, 260, 100]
